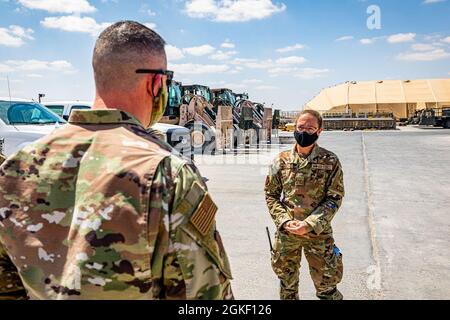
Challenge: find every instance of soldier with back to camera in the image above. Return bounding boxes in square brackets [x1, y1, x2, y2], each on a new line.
[0, 21, 233, 300]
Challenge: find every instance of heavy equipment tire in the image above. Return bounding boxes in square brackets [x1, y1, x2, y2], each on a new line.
[442, 118, 450, 129]
[186, 122, 216, 155]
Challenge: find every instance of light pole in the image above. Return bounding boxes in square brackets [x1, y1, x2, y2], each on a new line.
[38, 93, 45, 103]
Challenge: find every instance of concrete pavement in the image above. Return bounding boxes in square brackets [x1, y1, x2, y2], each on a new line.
[195, 127, 450, 300]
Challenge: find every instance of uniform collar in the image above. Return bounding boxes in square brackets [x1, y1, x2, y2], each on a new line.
[68, 109, 143, 127]
[290, 143, 320, 164]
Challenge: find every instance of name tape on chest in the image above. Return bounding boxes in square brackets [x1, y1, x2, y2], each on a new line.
[311, 163, 334, 171]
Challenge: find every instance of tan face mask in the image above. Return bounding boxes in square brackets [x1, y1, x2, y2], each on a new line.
[147, 85, 168, 128]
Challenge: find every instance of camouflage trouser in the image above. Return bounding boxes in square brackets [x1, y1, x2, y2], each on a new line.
[271, 231, 343, 300]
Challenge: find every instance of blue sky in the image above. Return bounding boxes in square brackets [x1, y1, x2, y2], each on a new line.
[0, 0, 449, 110]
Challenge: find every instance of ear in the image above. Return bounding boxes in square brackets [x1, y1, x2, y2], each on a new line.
[152, 74, 163, 97]
[317, 128, 324, 135]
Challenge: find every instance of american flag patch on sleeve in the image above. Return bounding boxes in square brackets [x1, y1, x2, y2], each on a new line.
[190, 193, 218, 236]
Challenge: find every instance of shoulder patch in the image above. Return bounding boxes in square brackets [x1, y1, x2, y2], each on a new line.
[190, 192, 218, 236]
[185, 181, 205, 205]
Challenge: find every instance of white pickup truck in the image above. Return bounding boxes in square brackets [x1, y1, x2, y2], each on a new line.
[0, 97, 65, 157]
[1, 98, 193, 160]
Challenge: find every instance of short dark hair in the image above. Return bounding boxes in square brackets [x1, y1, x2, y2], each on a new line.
[93, 21, 166, 93]
[297, 110, 323, 129]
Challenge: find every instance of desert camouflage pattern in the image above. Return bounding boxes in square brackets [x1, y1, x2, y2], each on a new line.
[271, 232, 343, 300]
[0, 109, 233, 300]
[1, 152, 30, 300]
[265, 144, 345, 300]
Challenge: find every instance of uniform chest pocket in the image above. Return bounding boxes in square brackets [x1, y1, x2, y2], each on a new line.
[311, 170, 329, 183]
[280, 168, 296, 187]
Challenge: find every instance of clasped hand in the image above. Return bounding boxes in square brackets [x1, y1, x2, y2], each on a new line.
[284, 220, 310, 236]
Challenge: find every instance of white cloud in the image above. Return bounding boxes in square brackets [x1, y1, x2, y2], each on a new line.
[335, 36, 354, 42]
[224, 82, 246, 89]
[254, 85, 278, 90]
[41, 16, 111, 36]
[240, 59, 273, 69]
[294, 68, 330, 79]
[387, 33, 416, 44]
[411, 43, 437, 51]
[275, 56, 307, 65]
[139, 4, 156, 16]
[166, 45, 185, 61]
[276, 44, 305, 53]
[185, 0, 286, 22]
[422, 0, 446, 4]
[144, 22, 157, 30]
[0, 64, 15, 73]
[243, 79, 263, 84]
[9, 25, 35, 40]
[441, 36, 450, 43]
[360, 38, 375, 45]
[183, 44, 216, 56]
[397, 49, 450, 61]
[0, 25, 34, 47]
[227, 69, 241, 74]
[26, 73, 44, 78]
[267, 67, 290, 75]
[4, 59, 77, 74]
[0, 77, 23, 84]
[268, 66, 330, 79]
[209, 50, 238, 61]
[221, 41, 235, 49]
[169, 63, 230, 74]
[18, 0, 96, 14]
[231, 57, 301, 69]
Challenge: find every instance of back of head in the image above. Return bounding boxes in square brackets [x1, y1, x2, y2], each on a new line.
[93, 21, 166, 94]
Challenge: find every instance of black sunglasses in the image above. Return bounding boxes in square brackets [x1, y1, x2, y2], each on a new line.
[136, 69, 174, 86]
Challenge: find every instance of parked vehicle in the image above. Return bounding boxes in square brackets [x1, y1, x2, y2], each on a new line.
[43, 101, 92, 120]
[0, 97, 65, 157]
[408, 107, 450, 128]
[44, 101, 194, 160]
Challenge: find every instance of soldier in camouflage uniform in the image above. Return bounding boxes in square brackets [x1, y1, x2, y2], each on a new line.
[1, 142, 28, 300]
[265, 110, 344, 300]
[0, 21, 233, 300]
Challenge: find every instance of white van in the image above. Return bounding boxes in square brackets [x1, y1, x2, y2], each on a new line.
[44, 101, 92, 121]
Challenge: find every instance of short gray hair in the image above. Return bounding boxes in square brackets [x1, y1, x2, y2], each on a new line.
[93, 21, 166, 93]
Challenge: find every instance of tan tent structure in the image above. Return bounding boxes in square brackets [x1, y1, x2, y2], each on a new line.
[305, 79, 450, 120]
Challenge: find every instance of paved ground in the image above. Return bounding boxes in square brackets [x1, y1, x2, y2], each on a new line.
[195, 127, 450, 300]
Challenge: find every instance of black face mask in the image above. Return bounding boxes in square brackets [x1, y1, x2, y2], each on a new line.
[294, 130, 319, 147]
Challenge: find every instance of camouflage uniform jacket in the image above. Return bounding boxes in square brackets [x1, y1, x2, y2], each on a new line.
[0, 109, 233, 300]
[265, 144, 345, 238]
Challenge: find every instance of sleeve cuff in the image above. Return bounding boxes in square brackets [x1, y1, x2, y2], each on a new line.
[304, 217, 324, 235]
[278, 217, 293, 231]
